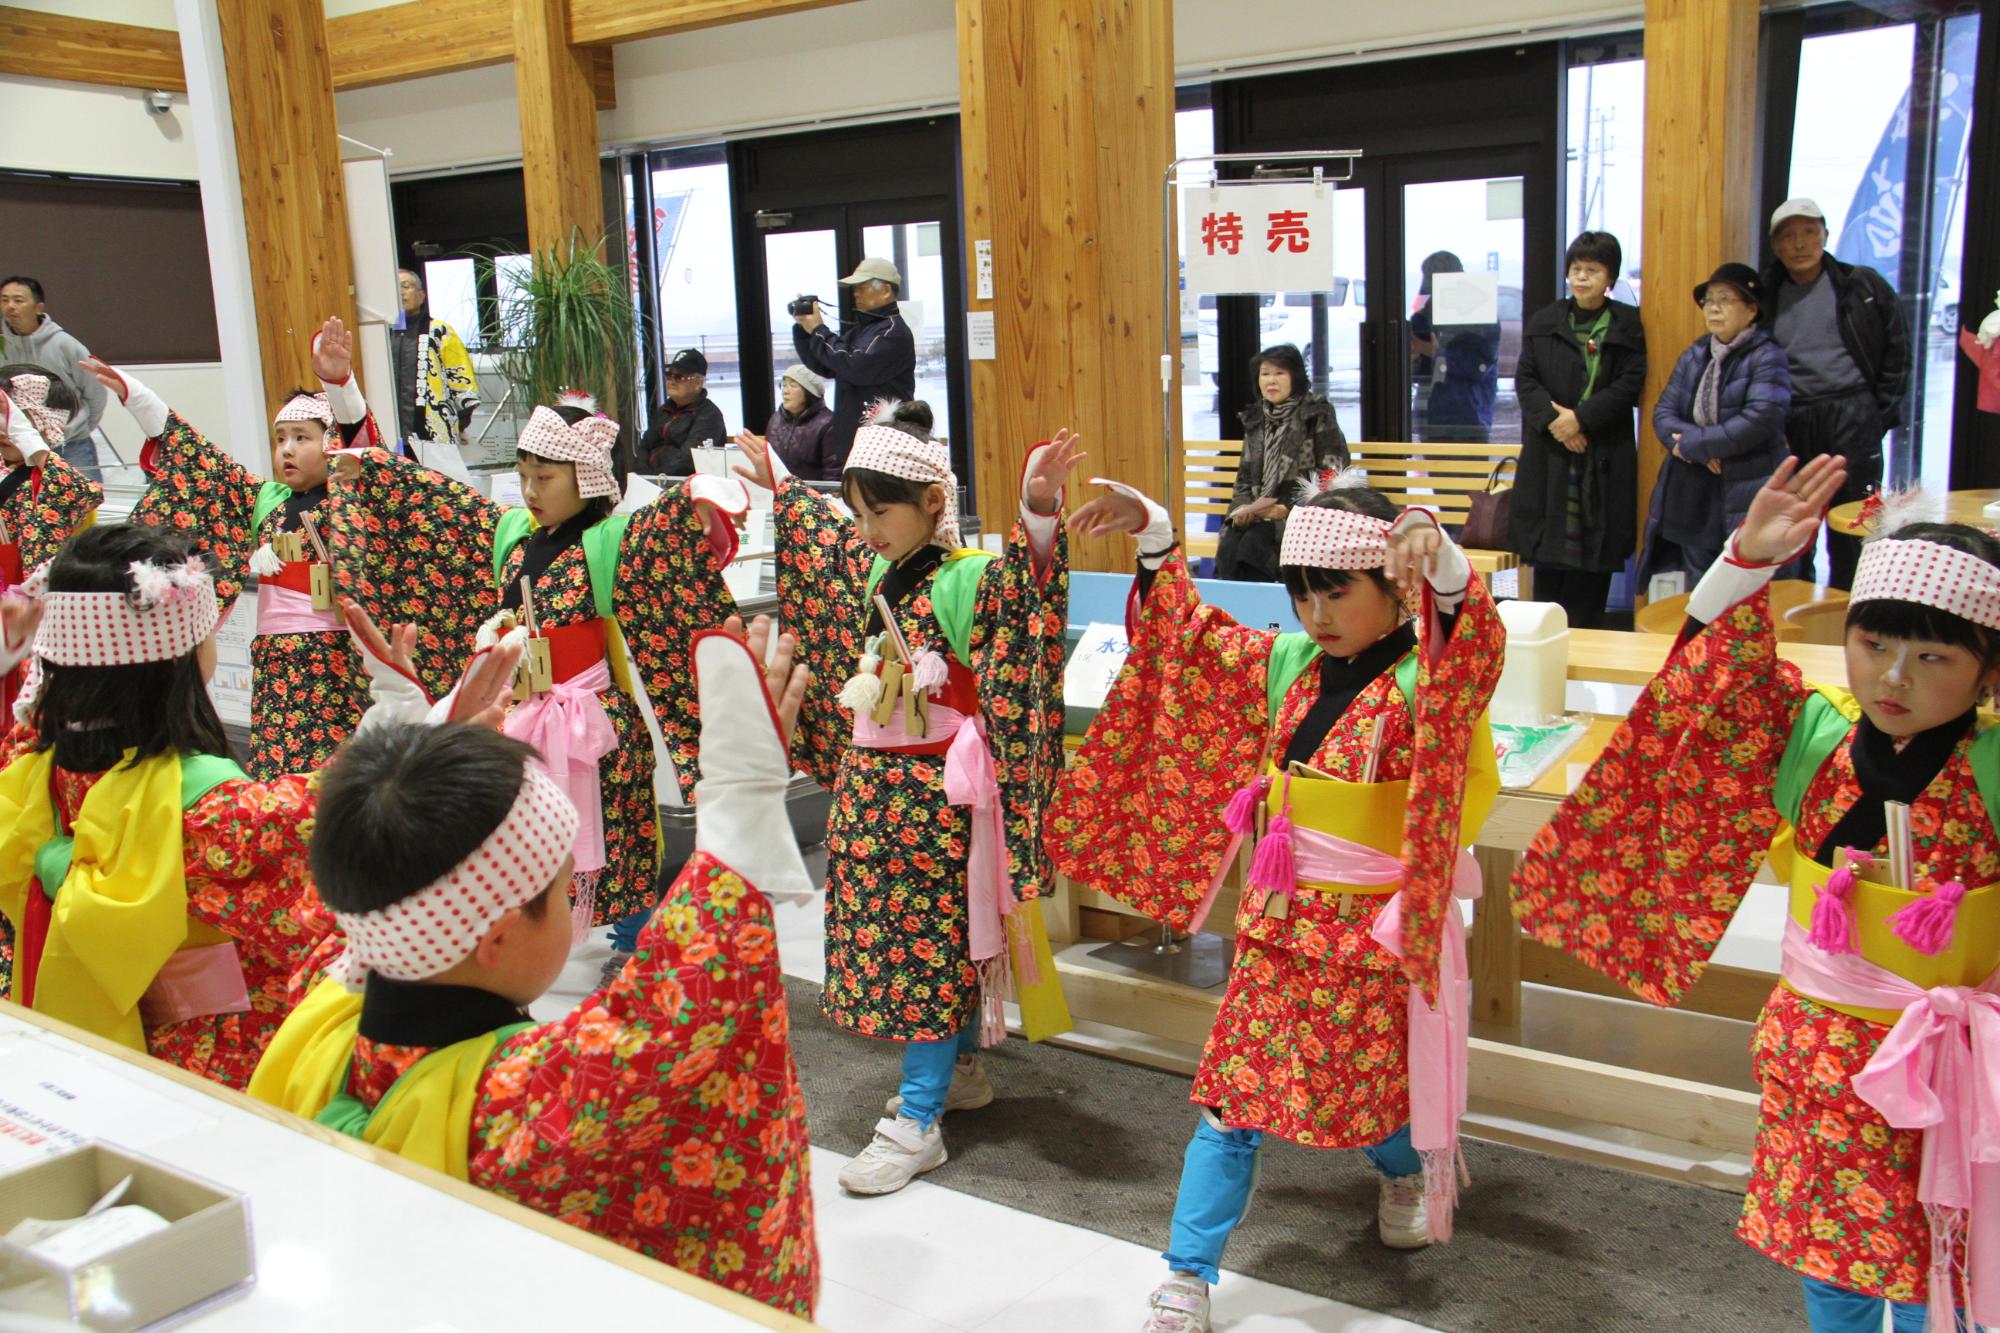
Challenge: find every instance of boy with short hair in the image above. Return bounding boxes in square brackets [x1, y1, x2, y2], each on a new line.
[250, 621, 819, 1317]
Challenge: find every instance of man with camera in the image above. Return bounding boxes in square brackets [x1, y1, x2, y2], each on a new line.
[791, 256, 916, 469]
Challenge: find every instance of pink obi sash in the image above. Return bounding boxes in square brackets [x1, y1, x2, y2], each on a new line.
[505, 657, 617, 881]
[255, 578, 340, 637]
[1781, 917, 2000, 1330]
[853, 698, 1039, 1045]
[137, 941, 252, 1028]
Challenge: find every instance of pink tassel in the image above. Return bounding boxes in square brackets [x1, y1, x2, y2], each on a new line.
[909, 650, 950, 694]
[1248, 811, 1296, 897]
[1421, 1146, 1467, 1244]
[1007, 911, 1041, 989]
[1221, 777, 1267, 836]
[1808, 864, 1861, 956]
[569, 870, 600, 948]
[977, 956, 1009, 1047]
[1887, 879, 1966, 956]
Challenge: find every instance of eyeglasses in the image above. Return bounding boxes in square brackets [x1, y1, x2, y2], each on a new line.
[1701, 294, 1746, 311]
[665, 371, 700, 382]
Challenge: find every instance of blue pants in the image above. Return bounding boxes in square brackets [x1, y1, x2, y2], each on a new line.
[895, 1023, 980, 1129]
[1162, 1114, 1420, 1284]
[1801, 1276, 1976, 1332]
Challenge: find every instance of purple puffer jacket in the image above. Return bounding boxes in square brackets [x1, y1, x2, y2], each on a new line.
[765, 401, 838, 483]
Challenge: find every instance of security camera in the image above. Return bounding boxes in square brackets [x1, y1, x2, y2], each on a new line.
[144, 90, 174, 115]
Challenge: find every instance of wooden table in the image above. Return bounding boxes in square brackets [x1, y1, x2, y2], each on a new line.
[1630, 580, 1844, 640]
[1566, 627, 1845, 685]
[1829, 487, 2000, 536]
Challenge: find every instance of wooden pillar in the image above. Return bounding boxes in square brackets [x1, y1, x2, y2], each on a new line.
[959, 0, 1175, 571]
[214, 0, 358, 415]
[512, 0, 603, 257]
[1637, 0, 1760, 562]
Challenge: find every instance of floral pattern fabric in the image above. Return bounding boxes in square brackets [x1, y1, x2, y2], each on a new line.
[331, 854, 818, 1317]
[1511, 590, 1995, 1301]
[1, 452, 100, 568]
[770, 477, 1067, 1043]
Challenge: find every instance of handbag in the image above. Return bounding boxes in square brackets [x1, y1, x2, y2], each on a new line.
[1458, 457, 1516, 549]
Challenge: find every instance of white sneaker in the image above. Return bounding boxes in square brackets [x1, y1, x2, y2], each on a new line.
[885, 1055, 996, 1116]
[1141, 1273, 1210, 1332]
[838, 1116, 947, 1196]
[1377, 1173, 1432, 1249]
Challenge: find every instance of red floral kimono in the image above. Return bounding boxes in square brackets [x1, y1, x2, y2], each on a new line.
[1511, 591, 1998, 1304]
[1049, 555, 1503, 1145]
[0, 725, 330, 1089]
[0, 451, 101, 718]
[329, 452, 736, 924]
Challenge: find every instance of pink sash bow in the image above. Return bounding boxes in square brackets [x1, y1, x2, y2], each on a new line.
[505, 658, 618, 879]
[255, 581, 340, 637]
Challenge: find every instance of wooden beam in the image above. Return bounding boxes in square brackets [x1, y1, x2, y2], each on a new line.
[567, 0, 855, 45]
[960, 0, 1176, 572]
[1637, 0, 1760, 564]
[1522, 940, 1775, 1024]
[513, 0, 605, 256]
[0, 6, 183, 93]
[215, 0, 359, 417]
[326, 1, 616, 110]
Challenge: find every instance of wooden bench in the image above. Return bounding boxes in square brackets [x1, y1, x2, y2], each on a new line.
[1183, 439, 1523, 582]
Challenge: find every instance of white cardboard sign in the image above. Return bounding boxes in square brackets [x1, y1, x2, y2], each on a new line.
[1183, 183, 1337, 295]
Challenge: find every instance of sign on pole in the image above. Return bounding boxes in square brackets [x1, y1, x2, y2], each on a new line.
[1182, 182, 1337, 294]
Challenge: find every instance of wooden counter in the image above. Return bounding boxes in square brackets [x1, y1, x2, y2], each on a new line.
[1566, 627, 1844, 685]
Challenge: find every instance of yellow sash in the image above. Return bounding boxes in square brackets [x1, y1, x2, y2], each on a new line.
[0, 749, 190, 1051]
[1773, 827, 2000, 1025]
[248, 978, 523, 1180]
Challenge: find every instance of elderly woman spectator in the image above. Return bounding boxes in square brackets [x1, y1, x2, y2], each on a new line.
[764, 365, 837, 482]
[1639, 262, 1793, 588]
[1216, 343, 1348, 582]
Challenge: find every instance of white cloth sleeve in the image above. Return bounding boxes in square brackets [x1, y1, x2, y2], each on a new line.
[1390, 509, 1472, 612]
[100, 365, 169, 439]
[1085, 477, 1175, 569]
[320, 373, 368, 427]
[1685, 531, 1783, 625]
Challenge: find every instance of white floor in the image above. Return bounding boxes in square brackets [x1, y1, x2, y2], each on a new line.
[535, 898, 1443, 1333]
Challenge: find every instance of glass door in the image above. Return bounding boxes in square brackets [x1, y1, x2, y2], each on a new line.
[1399, 170, 1528, 444]
[760, 224, 842, 435]
[862, 218, 954, 445]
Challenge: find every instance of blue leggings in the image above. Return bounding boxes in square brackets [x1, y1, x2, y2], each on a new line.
[1162, 1113, 1420, 1284]
[1801, 1276, 1977, 1332]
[894, 1023, 981, 1129]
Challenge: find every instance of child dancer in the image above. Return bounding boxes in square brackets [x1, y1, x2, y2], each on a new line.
[1513, 456, 1997, 1333]
[109, 321, 385, 777]
[730, 407, 1075, 1196]
[1048, 480, 1503, 1333]
[251, 619, 820, 1317]
[328, 367, 745, 952]
[0, 365, 102, 718]
[0, 522, 492, 1087]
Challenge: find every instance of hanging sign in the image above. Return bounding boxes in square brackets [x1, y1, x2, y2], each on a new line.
[1183, 182, 1336, 295]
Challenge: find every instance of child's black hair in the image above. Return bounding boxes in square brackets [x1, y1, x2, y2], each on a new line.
[515, 402, 623, 525]
[1847, 522, 2000, 662]
[31, 524, 233, 773]
[1249, 344, 1309, 401]
[887, 400, 934, 438]
[1564, 231, 1624, 280]
[1278, 487, 1402, 603]
[840, 400, 944, 512]
[311, 722, 554, 918]
[0, 361, 79, 417]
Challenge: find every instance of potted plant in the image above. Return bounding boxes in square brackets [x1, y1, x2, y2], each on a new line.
[491, 230, 642, 441]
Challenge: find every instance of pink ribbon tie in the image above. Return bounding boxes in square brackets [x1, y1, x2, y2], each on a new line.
[505, 657, 618, 877]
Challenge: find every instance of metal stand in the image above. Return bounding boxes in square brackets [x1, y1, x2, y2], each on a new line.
[1081, 921, 1233, 991]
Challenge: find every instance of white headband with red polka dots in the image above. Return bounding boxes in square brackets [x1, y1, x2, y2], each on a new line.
[517, 405, 621, 500]
[1277, 505, 1392, 571]
[1851, 537, 2000, 631]
[329, 760, 580, 989]
[845, 422, 961, 549]
[273, 392, 335, 428]
[31, 557, 221, 666]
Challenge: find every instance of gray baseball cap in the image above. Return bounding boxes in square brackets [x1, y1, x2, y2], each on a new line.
[838, 257, 902, 287]
[1769, 197, 1826, 233]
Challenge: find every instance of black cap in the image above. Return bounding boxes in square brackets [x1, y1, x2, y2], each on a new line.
[1693, 263, 1764, 309]
[667, 348, 708, 376]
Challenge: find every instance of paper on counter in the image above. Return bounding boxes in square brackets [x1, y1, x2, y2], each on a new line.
[1064, 621, 1132, 711]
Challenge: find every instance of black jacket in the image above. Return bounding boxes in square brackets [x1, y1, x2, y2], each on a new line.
[1508, 297, 1648, 572]
[642, 390, 728, 475]
[765, 400, 838, 482]
[1758, 253, 1910, 424]
[792, 303, 916, 469]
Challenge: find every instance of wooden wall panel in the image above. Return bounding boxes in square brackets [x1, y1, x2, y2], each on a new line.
[215, 0, 358, 415]
[568, 0, 855, 45]
[327, 1, 616, 109]
[512, 0, 605, 257]
[959, 0, 1175, 572]
[1637, 0, 1760, 572]
[0, 6, 184, 93]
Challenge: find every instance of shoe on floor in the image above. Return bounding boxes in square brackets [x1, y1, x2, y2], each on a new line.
[1141, 1273, 1210, 1333]
[596, 950, 634, 990]
[1377, 1173, 1432, 1249]
[838, 1116, 947, 1196]
[885, 1054, 996, 1116]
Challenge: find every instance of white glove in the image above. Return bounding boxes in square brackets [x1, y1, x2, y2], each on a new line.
[98, 364, 170, 439]
[430, 625, 527, 724]
[349, 627, 434, 738]
[1686, 530, 1782, 626]
[249, 543, 285, 578]
[691, 629, 814, 906]
[0, 390, 50, 469]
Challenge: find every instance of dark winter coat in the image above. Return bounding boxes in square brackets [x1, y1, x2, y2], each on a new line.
[1232, 393, 1348, 508]
[765, 399, 838, 482]
[1508, 298, 1648, 572]
[1638, 328, 1794, 583]
[1758, 253, 1909, 423]
[642, 390, 728, 475]
[792, 303, 916, 470]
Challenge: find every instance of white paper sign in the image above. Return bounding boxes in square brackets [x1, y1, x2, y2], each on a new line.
[967, 310, 997, 361]
[1430, 271, 1499, 325]
[1183, 183, 1336, 295]
[1064, 621, 1132, 711]
[204, 592, 257, 730]
[974, 239, 995, 300]
[0, 1034, 216, 1167]
[489, 470, 524, 509]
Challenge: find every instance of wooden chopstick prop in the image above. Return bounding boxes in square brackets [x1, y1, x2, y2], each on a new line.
[298, 511, 335, 610]
[872, 592, 926, 732]
[1884, 800, 1913, 891]
[516, 576, 554, 696]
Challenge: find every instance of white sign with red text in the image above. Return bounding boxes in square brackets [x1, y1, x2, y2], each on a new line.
[1183, 183, 1337, 295]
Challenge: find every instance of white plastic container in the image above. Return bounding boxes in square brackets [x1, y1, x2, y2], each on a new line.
[1493, 600, 1570, 725]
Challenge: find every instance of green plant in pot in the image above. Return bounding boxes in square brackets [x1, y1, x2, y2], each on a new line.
[492, 230, 641, 429]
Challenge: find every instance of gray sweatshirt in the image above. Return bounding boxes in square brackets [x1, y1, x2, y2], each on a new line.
[0, 315, 108, 443]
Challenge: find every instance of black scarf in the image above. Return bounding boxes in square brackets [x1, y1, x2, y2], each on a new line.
[1810, 710, 1975, 862]
[1281, 623, 1418, 768]
[357, 972, 530, 1050]
[501, 510, 594, 611]
[278, 485, 328, 533]
[865, 544, 945, 637]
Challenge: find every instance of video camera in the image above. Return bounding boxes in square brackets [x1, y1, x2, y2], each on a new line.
[787, 294, 822, 318]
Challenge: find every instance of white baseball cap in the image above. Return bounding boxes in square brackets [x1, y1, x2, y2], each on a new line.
[1769, 197, 1826, 233]
[838, 257, 902, 288]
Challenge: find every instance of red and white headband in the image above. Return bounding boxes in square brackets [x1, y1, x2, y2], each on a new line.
[32, 557, 220, 666]
[6, 374, 71, 447]
[330, 760, 580, 989]
[517, 405, 621, 500]
[273, 392, 335, 428]
[844, 422, 960, 549]
[1278, 505, 1393, 571]
[1851, 536, 2000, 631]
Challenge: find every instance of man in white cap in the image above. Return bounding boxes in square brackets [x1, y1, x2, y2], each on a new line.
[1760, 197, 1909, 589]
[792, 256, 916, 469]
